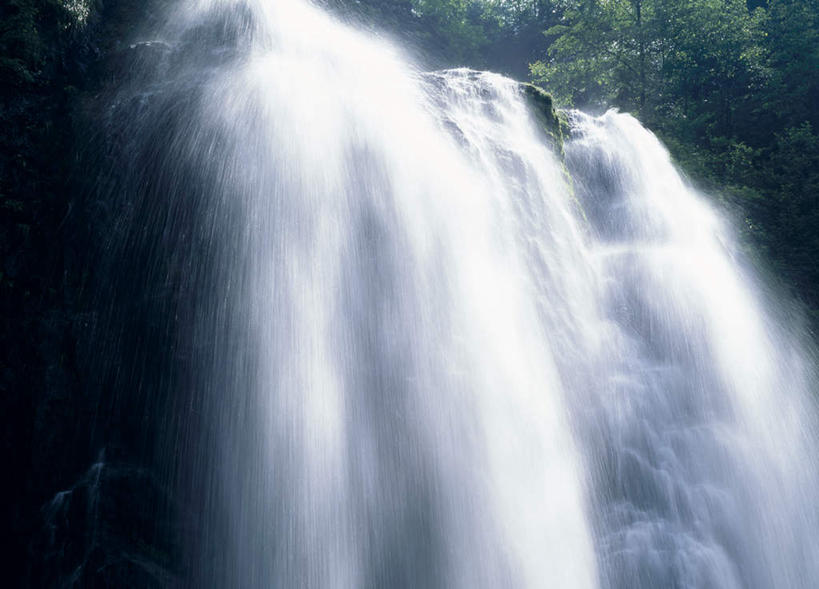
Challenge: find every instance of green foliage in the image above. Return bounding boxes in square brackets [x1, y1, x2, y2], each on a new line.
[528, 0, 819, 317]
[531, 0, 766, 121]
[763, 0, 819, 129]
[410, 0, 487, 59]
[0, 2, 43, 87]
[760, 123, 819, 297]
[336, 0, 562, 72]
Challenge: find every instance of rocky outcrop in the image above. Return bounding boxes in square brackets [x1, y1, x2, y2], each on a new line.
[520, 82, 567, 156]
[1, 2, 183, 586]
[32, 456, 181, 588]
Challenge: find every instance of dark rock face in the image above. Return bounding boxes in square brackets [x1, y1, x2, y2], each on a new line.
[33, 457, 181, 588]
[0, 2, 187, 586]
[1, 5, 88, 585]
[520, 83, 565, 155]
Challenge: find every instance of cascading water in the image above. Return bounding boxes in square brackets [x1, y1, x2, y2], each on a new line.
[564, 112, 819, 588]
[98, 0, 819, 587]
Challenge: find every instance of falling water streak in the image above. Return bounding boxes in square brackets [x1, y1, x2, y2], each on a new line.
[565, 111, 819, 589]
[98, 0, 819, 587]
[136, 1, 601, 587]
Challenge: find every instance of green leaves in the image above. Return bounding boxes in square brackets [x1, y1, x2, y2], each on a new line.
[530, 0, 819, 317]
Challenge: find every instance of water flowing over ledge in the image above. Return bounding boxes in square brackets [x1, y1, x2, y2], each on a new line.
[46, 0, 819, 586]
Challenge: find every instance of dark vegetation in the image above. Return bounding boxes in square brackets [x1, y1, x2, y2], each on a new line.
[1, 0, 816, 585]
[1, 1, 182, 585]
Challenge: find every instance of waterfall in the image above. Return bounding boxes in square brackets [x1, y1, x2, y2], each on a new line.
[99, 0, 819, 587]
[565, 111, 819, 588]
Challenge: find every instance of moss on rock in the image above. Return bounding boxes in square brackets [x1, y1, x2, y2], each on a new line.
[518, 83, 588, 222]
[520, 82, 564, 156]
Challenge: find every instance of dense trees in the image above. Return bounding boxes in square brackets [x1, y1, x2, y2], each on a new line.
[525, 0, 819, 317]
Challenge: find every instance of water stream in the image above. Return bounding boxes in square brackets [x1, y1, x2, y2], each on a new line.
[102, 0, 819, 586]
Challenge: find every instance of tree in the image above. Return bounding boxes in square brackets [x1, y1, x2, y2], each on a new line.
[530, 0, 664, 112]
[529, 0, 819, 319]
